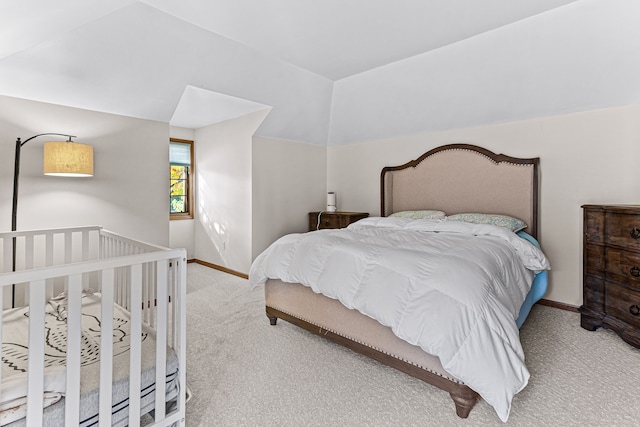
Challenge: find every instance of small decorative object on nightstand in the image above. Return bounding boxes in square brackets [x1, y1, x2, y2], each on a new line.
[581, 204, 640, 348]
[308, 211, 369, 231]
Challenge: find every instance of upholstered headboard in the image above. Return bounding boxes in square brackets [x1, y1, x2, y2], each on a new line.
[380, 144, 539, 238]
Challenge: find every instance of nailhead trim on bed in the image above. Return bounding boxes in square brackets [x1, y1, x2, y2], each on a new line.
[426, 147, 533, 168]
[268, 304, 464, 384]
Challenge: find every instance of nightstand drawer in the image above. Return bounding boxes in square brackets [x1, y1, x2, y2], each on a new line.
[318, 214, 341, 229]
[605, 212, 640, 251]
[606, 248, 640, 288]
[605, 282, 640, 329]
[308, 212, 369, 231]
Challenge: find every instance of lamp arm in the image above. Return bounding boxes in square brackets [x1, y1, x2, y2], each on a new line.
[12, 133, 77, 230]
[12, 138, 21, 232]
[11, 132, 77, 307]
[19, 133, 76, 147]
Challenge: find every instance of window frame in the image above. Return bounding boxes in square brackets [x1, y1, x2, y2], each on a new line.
[170, 138, 194, 220]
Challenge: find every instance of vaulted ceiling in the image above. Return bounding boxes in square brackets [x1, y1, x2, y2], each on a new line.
[1, 0, 638, 145]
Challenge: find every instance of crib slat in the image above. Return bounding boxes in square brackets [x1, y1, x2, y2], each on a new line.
[65, 274, 83, 426]
[82, 230, 90, 261]
[23, 236, 34, 306]
[25, 279, 46, 427]
[45, 232, 54, 266]
[64, 231, 72, 264]
[3, 238, 12, 309]
[128, 264, 143, 427]
[45, 233, 55, 300]
[116, 266, 122, 308]
[126, 270, 130, 311]
[99, 268, 115, 427]
[150, 263, 156, 328]
[154, 259, 168, 421]
[170, 262, 177, 349]
[82, 230, 90, 289]
[176, 257, 187, 420]
[0, 289, 3, 385]
[142, 263, 149, 324]
[25, 235, 34, 269]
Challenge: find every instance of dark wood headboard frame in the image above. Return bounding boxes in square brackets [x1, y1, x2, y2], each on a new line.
[380, 144, 540, 238]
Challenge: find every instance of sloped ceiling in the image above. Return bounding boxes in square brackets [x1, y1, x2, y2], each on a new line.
[1, 0, 638, 145]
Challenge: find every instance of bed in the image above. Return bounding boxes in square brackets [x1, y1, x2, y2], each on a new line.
[0, 226, 187, 427]
[249, 144, 550, 422]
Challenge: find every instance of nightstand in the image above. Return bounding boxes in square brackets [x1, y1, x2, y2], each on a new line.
[308, 211, 369, 231]
[581, 204, 640, 348]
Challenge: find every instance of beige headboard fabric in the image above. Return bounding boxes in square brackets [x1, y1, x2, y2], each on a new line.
[381, 144, 539, 238]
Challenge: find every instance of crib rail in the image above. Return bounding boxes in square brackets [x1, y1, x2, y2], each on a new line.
[1, 226, 102, 308]
[0, 226, 172, 310]
[0, 226, 187, 427]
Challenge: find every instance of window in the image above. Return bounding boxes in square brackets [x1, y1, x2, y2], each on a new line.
[170, 138, 194, 220]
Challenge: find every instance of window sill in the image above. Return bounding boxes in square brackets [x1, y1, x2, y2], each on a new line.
[170, 213, 194, 221]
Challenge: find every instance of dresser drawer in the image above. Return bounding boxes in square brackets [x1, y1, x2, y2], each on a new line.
[605, 212, 640, 251]
[605, 282, 640, 329]
[584, 208, 605, 244]
[584, 244, 605, 276]
[583, 275, 604, 312]
[606, 248, 640, 288]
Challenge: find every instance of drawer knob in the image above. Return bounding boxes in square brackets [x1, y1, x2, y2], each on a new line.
[631, 267, 640, 277]
[631, 228, 640, 239]
[630, 305, 640, 316]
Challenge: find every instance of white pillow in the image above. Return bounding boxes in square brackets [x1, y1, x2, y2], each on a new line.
[389, 210, 446, 220]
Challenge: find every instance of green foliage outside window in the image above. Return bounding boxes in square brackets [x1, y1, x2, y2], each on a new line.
[170, 165, 188, 213]
[170, 139, 193, 219]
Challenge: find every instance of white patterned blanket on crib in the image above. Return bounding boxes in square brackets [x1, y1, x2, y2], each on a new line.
[0, 292, 178, 427]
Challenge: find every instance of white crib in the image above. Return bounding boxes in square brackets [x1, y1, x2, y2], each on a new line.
[0, 226, 186, 426]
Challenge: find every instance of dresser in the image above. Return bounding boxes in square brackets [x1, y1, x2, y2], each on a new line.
[581, 204, 640, 348]
[308, 211, 369, 231]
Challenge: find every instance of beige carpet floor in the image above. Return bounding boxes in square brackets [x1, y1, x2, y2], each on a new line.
[184, 263, 640, 426]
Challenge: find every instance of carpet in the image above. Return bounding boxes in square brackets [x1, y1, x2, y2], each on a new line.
[185, 263, 640, 426]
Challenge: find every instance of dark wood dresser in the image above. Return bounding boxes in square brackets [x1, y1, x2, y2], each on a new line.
[308, 211, 369, 231]
[581, 204, 640, 348]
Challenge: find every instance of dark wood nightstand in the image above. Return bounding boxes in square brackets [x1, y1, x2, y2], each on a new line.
[308, 211, 369, 231]
[581, 204, 640, 348]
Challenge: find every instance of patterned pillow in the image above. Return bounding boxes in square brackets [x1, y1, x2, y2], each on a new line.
[389, 210, 446, 220]
[446, 213, 527, 232]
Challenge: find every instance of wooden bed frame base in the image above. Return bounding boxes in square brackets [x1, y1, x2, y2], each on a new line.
[266, 306, 480, 418]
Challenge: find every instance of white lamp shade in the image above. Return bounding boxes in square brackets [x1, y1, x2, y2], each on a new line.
[327, 191, 337, 212]
[43, 142, 93, 177]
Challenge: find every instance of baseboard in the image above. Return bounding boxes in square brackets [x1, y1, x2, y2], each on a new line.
[538, 298, 580, 313]
[192, 259, 249, 280]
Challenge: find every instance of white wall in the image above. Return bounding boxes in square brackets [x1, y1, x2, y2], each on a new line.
[8, 96, 636, 308]
[252, 136, 327, 259]
[328, 104, 640, 307]
[169, 126, 196, 259]
[194, 109, 270, 274]
[0, 95, 170, 246]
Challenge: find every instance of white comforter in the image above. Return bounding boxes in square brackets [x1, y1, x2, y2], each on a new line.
[249, 217, 550, 422]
